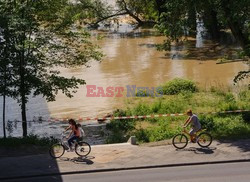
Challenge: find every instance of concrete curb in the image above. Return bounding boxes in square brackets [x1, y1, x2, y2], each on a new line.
[1, 158, 250, 180]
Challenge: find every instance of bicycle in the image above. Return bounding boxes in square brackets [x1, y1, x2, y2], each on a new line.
[49, 132, 91, 158]
[172, 128, 212, 149]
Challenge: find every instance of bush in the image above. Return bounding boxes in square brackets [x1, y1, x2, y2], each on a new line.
[135, 88, 158, 97]
[212, 116, 250, 139]
[106, 109, 136, 144]
[134, 129, 150, 143]
[159, 78, 197, 95]
[133, 102, 151, 115]
[106, 119, 135, 144]
[242, 112, 250, 124]
[199, 115, 215, 131]
[239, 90, 250, 102]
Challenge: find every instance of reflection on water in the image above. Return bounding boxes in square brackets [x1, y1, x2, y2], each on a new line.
[0, 24, 249, 137]
[196, 17, 204, 48]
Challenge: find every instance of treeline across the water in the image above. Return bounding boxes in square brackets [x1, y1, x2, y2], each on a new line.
[93, 0, 250, 54]
[106, 78, 250, 143]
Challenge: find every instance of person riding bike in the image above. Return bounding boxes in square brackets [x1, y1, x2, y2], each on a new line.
[183, 109, 201, 143]
[65, 119, 80, 151]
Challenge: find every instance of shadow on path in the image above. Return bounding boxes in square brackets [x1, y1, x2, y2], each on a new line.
[176, 147, 217, 154]
[0, 154, 63, 182]
[217, 139, 250, 153]
[59, 156, 95, 165]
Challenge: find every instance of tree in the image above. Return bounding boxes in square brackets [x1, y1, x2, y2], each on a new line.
[75, 0, 158, 27]
[218, 0, 250, 50]
[156, 0, 191, 48]
[0, 0, 102, 137]
[0, 40, 9, 138]
[156, 0, 250, 52]
[0, 12, 17, 138]
[155, 0, 249, 82]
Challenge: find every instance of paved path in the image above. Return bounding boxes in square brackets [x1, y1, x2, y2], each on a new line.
[4, 162, 250, 182]
[0, 139, 250, 180]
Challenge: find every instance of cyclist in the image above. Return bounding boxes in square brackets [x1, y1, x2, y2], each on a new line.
[183, 109, 201, 143]
[65, 119, 80, 151]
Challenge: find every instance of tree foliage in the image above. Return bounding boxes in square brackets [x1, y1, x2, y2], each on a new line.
[0, 0, 102, 136]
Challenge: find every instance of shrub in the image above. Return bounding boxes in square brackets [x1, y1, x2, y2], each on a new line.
[159, 78, 197, 95]
[242, 112, 250, 124]
[106, 119, 135, 144]
[133, 102, 151, 115]
[199, 115, 215, 131]
[212, 116, 250, 139]
[135, 88, 158, 97]
[106, 109, 136, 144]
[239, 90, 250, 102]
[134, 129, 150, 143]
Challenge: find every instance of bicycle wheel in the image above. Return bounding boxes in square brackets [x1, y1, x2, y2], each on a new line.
[172, 134, 188, 149]
[75, 141, 91, 157]
[197, 132, 212, 147]
[49, 143, 65, 158]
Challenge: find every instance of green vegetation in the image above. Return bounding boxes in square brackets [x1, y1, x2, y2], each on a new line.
[159, 78, 197, 95]
[0, 0, 102, 137]
[106, 79, 250, 144]
[0, 135, 58, 148]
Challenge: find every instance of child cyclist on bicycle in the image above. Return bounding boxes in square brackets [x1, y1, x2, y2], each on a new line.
[183, 109, 201, 143]
[65, 119, 80, 151]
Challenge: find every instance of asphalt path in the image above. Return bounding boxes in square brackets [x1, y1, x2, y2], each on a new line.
[3, 162, 250, 182]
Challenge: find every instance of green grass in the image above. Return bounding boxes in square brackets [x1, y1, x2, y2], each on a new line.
[106, 79, 250, 144]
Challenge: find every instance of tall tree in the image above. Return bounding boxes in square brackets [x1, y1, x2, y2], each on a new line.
[0, 12, 17, 138]
[0, 0, 102, 136]
[218, 0, 250, 50]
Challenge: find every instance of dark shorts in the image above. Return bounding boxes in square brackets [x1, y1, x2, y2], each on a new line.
[68, 135, 79, 147]
[189, 127, 201, 135]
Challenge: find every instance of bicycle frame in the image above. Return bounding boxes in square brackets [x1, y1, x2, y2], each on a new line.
[182, 128, 205, 136]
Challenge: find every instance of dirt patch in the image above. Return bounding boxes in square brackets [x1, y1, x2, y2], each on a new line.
[93, 149, 132, 163]
[139, 139, 172, 147]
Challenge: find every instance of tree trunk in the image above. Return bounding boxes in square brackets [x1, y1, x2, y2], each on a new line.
[155, 0, 166, 18]
[2, 92, 6, 139]
[2, 58, 7, 139]
[20, 60, 27, 137]
[187, 3, 197, 35]
[209, 9, 220, 40]
[120, 0, 143, 25]
[228, 21, 249, 49]
[203, 7, 220, 40]
[20, 40, 27, 137]
[221, 0, 249, 49]
[127, 11, 143, 25]
[21, 95, 27, 137]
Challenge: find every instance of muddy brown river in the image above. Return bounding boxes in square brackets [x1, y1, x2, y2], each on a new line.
[47, 26, 249, 119]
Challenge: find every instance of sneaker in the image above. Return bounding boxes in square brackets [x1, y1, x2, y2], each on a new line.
[66, 148, 73, 152]
[190, 139, 196, 143]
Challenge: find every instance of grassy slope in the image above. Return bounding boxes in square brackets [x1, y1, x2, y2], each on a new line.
[107, 87, 250, 143]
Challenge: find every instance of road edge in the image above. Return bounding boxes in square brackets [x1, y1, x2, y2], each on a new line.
[1, 158, 250, 180]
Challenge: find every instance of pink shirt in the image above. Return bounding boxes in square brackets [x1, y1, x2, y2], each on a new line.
[71, 125, 80, 137]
